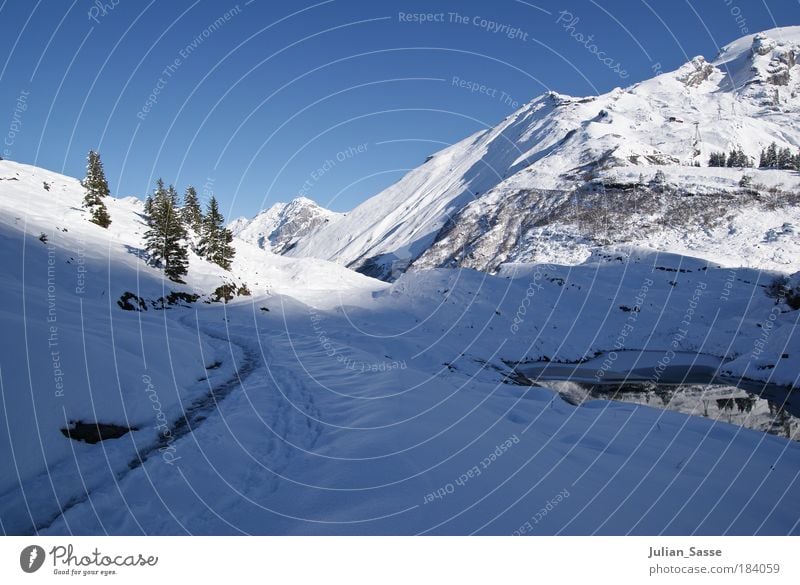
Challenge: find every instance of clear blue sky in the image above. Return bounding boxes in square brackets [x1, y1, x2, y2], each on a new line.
[1, 0, 798, 219]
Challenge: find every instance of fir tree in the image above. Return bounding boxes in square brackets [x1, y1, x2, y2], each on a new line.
[181, 186, 203, 233]
[82, 150, 112, 228]
[777, 147, 793, 170]
[767, 142, 778, 168]
[760, 142, 779, 168]
[91, 203, 112, 228]
[726, 146, 750, 168]
[144, 180, 189, 282]
[84, 150, 110, 199]
[199, 196, 235, 270]
[708, 152, 726, 167]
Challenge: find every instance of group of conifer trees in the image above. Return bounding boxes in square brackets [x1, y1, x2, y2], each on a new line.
[758, 142, 800, 170]
[144, 180, 235, 281]
[81, 150, 235, 282]
[707, 146, 751, 168]
[708, 143, 800, 170]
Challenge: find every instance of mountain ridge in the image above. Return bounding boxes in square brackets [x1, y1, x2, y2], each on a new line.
[276, 26, 800, 280]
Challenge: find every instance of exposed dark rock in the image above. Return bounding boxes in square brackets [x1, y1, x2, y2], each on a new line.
[61, 421, 136, 444]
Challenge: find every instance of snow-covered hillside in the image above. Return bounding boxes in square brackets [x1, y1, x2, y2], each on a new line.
[1, 156, 800, 535]
[282, 27, 800, 280]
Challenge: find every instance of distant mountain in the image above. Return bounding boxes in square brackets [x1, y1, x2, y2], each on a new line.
[282, 27, 800, 280]
[229, 197, 340, 254]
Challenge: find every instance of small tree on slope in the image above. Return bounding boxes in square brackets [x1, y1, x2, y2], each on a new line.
[181, 186, 203, 233]
[144, 180, 189, 281]
[82, 150, 111, 228]
[199, 196, 235, 270]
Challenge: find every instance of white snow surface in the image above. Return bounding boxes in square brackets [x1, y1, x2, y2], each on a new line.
[1, 154, 799, 535]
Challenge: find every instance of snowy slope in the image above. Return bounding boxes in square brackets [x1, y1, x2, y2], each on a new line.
[0, 159, 382, 532]
[286, 27, 800, 279]
[24, 250, 800, 536]
[1, 158, 799, 535]
[229, 196, 341, 255]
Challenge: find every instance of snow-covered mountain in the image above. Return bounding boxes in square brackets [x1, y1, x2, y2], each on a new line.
[284, 27, 800, 280]
[229, 196, 341, 254]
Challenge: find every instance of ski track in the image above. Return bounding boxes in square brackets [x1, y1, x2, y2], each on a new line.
[29, 317, 326, 534]
[19, 317, 262, 535]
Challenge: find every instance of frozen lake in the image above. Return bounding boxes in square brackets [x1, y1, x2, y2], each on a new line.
[518, 350, 800, 441]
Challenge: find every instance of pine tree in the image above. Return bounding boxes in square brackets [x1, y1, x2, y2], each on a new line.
[777, 147, 793, 170]
[760, 142, 779, 168]
[91, 203, 112, 228]
[181, 186, 203, 233]
[708, 152, 726, 167]
[82, 150, 112, 228]
[199, 196, 235, 270]
[726, 146, 751, 168]
[144, 180, 189, 282]
[84, 150, 110, 199]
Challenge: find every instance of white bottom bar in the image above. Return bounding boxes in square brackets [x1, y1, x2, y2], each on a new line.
[1, 536, 798, 583]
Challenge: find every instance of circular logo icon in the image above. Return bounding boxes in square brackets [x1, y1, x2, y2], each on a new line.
[19, 545, 45, 573]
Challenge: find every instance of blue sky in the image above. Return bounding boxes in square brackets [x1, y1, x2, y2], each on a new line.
[1, 0, 798, 218]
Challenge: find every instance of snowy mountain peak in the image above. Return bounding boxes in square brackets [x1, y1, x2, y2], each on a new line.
[283, 27, 800, 280]
[230, 196, 341, 254]
[711, 26, 800, 93]
[714, 26, 800, 62]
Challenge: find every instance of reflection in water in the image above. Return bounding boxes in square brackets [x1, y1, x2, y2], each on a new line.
[545, 381, 800, 441]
